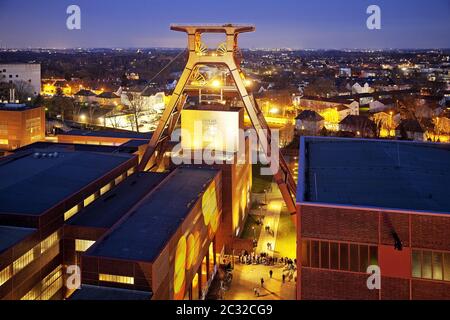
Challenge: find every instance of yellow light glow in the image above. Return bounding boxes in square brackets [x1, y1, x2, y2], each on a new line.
[267, 201, 282, 212]
[79, 114, 86, 122]
[211, 79, 221, 88]
[174, 236, 186, 300]
[244, 79, 252, 87]
[269, 107, 279, 114]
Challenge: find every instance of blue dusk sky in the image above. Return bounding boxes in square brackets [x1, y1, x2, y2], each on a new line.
[0, 0, 449, 49]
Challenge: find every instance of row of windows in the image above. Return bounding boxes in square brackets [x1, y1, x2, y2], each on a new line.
[75, 239, 95, 252]
[99, 273, 134, 285]
[412, 250, 450, 282]
[0, 231, 60, 288]
[0, 266, 12, 286]
[301, 240, 378, 273]
[21, 266, 63, 300]
[63, 168, 135, 221]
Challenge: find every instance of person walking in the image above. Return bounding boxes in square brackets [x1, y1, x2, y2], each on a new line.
[260, 277, 264, 288]
[282, 274, 286, 283]
[269, 270, 273, 279]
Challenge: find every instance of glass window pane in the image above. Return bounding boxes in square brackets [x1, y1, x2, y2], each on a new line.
[369, 246, 378, 266]
[350, 244, 359, 272]
[320, 242, 329, 269]
[311, 241, 319, 268]
[412, 250, 422, 278]
[444, 253, 450, 281]
[330, 242, 339, 270]
[422, 251, 432, 279]
[301, 240, 310, 267]
[432, 252, 443, 281]
[339, 243, 349, 271]
[359, 245, 369, 273]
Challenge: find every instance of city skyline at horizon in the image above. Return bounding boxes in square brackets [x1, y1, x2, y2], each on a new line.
[0, 0, 449, 50]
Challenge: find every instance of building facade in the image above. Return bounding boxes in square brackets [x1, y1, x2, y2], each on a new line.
[296, 137, 450, 300]
[0, 104, 45, 151]
[0, 63, 41, 97]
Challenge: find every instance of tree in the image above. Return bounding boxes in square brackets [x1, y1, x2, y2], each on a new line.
[303, 77, 337, 97]
[49, 96, 75, 121]
[12, 80, 34, 102]
[126, 93, 146, 133]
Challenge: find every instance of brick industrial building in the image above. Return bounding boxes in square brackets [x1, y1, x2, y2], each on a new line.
[296, 137, 450, 300]
[0, 104, 45, 151]
[0, 101, 252, 300]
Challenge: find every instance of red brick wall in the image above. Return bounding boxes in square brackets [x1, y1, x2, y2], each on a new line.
[412, 279, 450, 299]
[298, 204, 450, 300]
[301, 268, 379, 300]
[301, 206, 378, 244]
[412, 215, 450, 251]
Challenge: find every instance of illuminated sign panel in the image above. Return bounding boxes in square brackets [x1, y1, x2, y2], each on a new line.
[181, 107, 243, 153]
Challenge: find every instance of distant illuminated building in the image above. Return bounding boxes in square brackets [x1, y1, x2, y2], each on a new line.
[0, 63, 41, 96]
[0, 103, 45, 151]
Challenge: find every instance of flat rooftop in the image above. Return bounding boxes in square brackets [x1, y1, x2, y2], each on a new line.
[86, 167, 219, 262]
[184, 104, 242, 112]
[68, 172, 168, 229]
[0, 150, 134, 215]
[13, 142, 139, 154]
[299, 137, 450, 214]
[69, 285, 151, 300]
[59, 129, 152, 140]
[0, 225, 36, 254]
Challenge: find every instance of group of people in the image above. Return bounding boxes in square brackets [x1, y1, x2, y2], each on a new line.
[238, 251, 278, 266]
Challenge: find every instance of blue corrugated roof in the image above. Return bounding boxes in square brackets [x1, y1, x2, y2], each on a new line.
[86, 167, 219, 262]
[298, 137, 450, 214]
[0, 150, 134, 215]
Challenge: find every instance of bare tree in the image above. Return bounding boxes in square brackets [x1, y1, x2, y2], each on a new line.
[126, 93, 146, 133]
[49, 96, 75, 121]
[13, 80, 34, 102]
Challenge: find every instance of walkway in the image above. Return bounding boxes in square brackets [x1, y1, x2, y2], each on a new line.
[223, 183, 297, 300]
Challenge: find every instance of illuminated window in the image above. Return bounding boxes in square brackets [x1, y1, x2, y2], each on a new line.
[21, 266, 63, 300]
[201, 256, 208, 295]
[75, 239, 95, 252]
[64, 204, 80, 221]
[41, 231, 60, 254]
[25, 117, 41, 136]
[208, 243, 215, 277]
[445, 253, 450, 282]
[0, 123, 8, 136]
[13, 248, 35, 274]
[433, 252, 443, 281]
[84, 193, 97, 207]
[0, 139, 8, 145]
[191, 273, 199, 300]
[412, 250, 422, 278]
[0, 266, 12, 286]
[99, 274, 134, 285]
[100, 182, 112, 195]
[422, 251, 432, 279]
[127, 167, 135, 176]
[115, 173, 125, 186]
[305, 240, 377, 273]
[413, 249, 450, 282]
